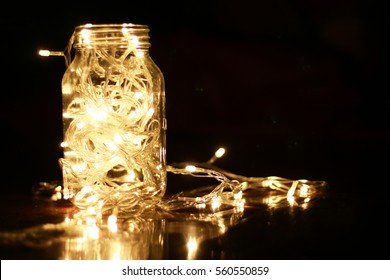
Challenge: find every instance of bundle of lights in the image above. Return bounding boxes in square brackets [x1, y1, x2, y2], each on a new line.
[39, 47, 327, 219]
[45, 25, 167, 216]
[162, 147, 327, 211]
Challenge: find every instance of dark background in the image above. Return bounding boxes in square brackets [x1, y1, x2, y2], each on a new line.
[1, 0, 389, 258]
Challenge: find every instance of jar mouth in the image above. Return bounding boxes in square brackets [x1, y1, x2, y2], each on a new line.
[73, 23, 151, 49]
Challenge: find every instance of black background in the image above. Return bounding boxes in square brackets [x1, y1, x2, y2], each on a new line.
[1, 0, 389, 259]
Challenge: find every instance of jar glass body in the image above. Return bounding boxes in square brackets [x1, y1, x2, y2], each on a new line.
[60, 24, 166, 215]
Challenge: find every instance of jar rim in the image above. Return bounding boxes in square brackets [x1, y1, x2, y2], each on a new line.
[72, 23, 151, 49]
[75, 23, 150, 32]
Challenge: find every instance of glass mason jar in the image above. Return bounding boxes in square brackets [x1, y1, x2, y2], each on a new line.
[59, 23, 167, 216]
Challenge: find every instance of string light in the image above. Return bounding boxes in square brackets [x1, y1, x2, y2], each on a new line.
[41, 24, 167, 216]
[162, 147, 327, 211]
[38, 48, 327, 217]
[38, 50, 64, 57]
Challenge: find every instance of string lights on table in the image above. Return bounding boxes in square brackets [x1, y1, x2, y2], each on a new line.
[0, 47, 329, 261]
[37, 26, 327, 225]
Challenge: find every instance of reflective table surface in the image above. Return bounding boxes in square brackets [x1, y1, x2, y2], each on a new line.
[0, 178, 388, 260]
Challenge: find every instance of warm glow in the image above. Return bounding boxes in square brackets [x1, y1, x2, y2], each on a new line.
[187, 236, 198, 260]
[38, 50, 50, 56]
[63, 187, 71, 200]
[287, 195, 295, 206]
[56, 24, 167, 216]
[215, 147, 225, 158]
[86, 225, 100, 240]
[133, 137, 142, 146]
[86, 206, 96, 216]
[71, 162, 87, 172]
[287, 181, 298, 198]
[80, 28, 91, 44]
[38, 23, 326, 223]
[287, 181, 298, 206]
[124, 170, 136, 181]
[300, 184, 310, 197]
[114, 133, 123, 144]
[51, 192, 62, 201]
[147, 108, 155, 117]
[211, 196, 221, 210]
[185, 165, 197, 172]
[86, 195, 98, 204]
[76, 122, 86, 129]
[234, 190, 242, 200]
[38, 50, 64, 57]
[134, 91, 144, 99]
[108, 214, 118, 233]
[234, 199, 245, 210]
[87, 107, 107, 121]
[105, 141, 118, 151]
[195, 203, 206, 209]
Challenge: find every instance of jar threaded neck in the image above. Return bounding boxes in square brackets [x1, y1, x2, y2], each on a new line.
[73, 23, 151, 49]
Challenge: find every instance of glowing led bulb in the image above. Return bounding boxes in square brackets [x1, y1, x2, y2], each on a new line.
[38, 50, 50, 56]
[207, 147, 226, 164]
[108, 214, 118, 233]
[215, 147, 225, 158]
[233, 190, 242, 200]
[185, 165, 197, 172]
[38, 50, 64, 57]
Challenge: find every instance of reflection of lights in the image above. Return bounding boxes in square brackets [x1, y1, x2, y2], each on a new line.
[108, 241, 122, 260]
[187, 236, 198, 260]
[58, 216, 159, 260]
[218, 223, 227, 235]
[85, 224, 100, 240]
[108, 215, 118, 233]
[28, 142, 326, 256]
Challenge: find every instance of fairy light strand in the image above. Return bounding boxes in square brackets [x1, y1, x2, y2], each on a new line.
[160, 147, 327, 211]
[0, 35, 330, 260]
[44, 25, 166, 216]
[38, 48, 327, 216]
